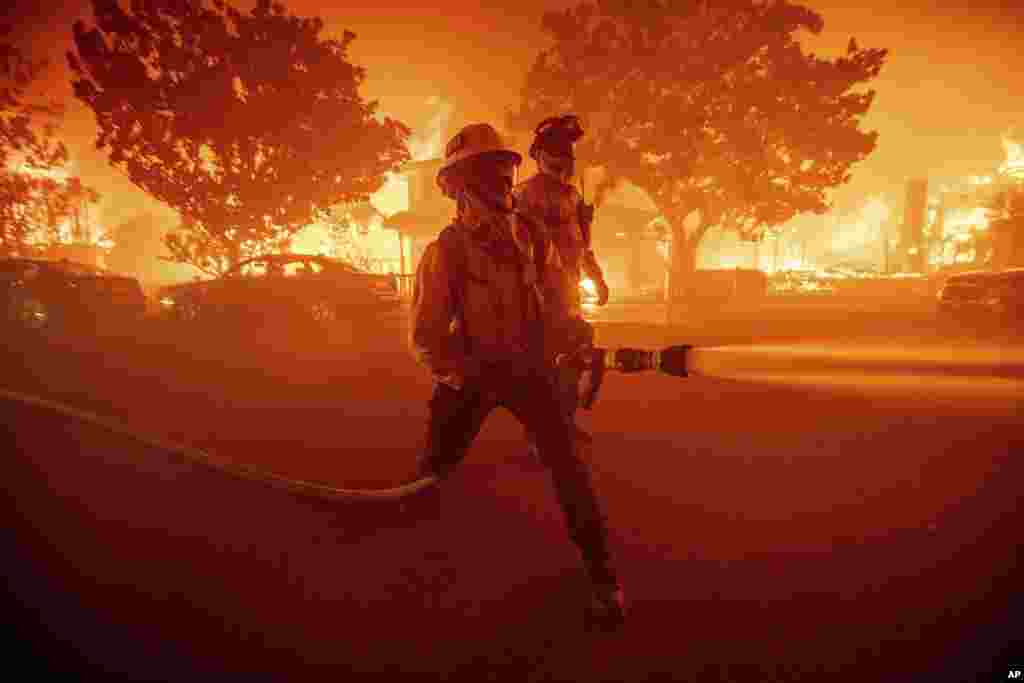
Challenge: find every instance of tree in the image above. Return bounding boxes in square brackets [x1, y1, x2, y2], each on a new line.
[0, 24, 42, 170]
[321, 205, 375, 271]
[1, 26, 98, 256]
[69, 0, 411, 276]
[510, 0, 886, 307]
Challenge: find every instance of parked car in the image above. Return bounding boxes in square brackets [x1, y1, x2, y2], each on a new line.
[156, 254, 401, 326]
[935, 268, 1024, 329]
[936, 270, 994, 319]
[1, 258, 147, 333]
[984, 268, 1024, 324]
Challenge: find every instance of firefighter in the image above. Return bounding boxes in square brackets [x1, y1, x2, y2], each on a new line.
[514, 115, 611, 455]
[408, 123, 626, 625]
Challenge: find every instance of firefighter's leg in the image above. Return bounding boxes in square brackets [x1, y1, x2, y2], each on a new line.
[524, 362, 582, 461]
[417, 381, 494, 480]
[525, 315, 594, 458]
[560, 316, 595, 445]
[407, 381, 495, 519]
[503, 369, 619, 591]
[556, 363, 593, 447]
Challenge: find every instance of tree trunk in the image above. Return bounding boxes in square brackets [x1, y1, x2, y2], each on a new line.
[666, 224, 698, 324]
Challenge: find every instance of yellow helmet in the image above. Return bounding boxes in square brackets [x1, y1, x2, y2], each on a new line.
[437, 123, 522, 198]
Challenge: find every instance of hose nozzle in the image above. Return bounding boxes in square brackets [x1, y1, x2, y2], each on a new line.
[557, 345, 692, 377]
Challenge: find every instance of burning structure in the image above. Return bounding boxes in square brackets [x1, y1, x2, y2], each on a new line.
[924, 129, 1024, 271]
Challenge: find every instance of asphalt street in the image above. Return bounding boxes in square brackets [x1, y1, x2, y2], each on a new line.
[2, 310, 1021, 681]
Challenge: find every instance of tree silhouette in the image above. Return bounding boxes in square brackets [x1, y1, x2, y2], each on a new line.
[69, 0, 410, 276]
[510, 0, 886, 306]
[2, 27, 98, 256]
[0, 25, 39, 171]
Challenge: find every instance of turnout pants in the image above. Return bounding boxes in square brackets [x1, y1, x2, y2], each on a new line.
[526, 314, 596, 443]
[418, 361, 617, 587]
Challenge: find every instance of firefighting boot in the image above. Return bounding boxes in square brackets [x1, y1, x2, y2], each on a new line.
[580, 550, 626, 630]
[585, 582, 628, 631]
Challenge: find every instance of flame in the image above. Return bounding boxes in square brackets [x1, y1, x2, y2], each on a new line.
[368, 97, 452, 218]
[409, 96, 453, 162]
[291, 209, 405, 273]
[999, 129, 1024, 180]
[19, 164, 72, 182]
[5, 157, 110, 250]
[782, 257, 811, 271]
[829, 195, 890, 254]
[944, 206, 990, 233]
[290, 221, 334, 256]
[371, 173, 409, 217]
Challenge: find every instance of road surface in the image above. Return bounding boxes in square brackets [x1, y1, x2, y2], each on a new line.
[2, 313, 1021, 680]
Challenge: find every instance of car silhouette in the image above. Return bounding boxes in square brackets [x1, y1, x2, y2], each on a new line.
[1, 257, 146, 333]
[936, 268, 1024, 331]
[156, 253, 401, 327]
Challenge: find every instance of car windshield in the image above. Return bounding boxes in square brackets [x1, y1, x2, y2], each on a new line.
[50, 260, 105, 277]
[231, 256, 361, 278]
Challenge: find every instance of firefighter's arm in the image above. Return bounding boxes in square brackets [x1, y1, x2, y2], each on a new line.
[575, 189, 609, 305]
[581, 248, 609, 305]
[408, 241, 470, 389]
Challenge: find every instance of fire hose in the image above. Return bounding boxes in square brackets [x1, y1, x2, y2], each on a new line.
[0, 345, 692, 504]
[560, 344, 692, 409]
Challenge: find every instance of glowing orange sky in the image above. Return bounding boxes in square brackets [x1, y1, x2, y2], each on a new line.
[5, 0, 1023, 221]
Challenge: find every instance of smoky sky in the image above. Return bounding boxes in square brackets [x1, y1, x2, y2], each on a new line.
[3, 0, 1023, 217]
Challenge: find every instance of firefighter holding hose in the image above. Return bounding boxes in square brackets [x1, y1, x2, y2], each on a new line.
[408, 123, 626, 625]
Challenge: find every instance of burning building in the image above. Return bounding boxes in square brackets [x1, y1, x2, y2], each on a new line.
[380, 156, 448, 292]
[924, 129, 1024, 270]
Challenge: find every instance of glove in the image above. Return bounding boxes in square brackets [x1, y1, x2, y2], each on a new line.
[554, 345, 594, 371]
[434, 356, 483, 392]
